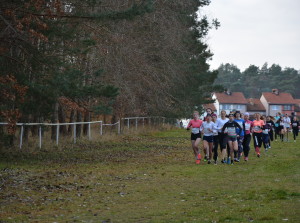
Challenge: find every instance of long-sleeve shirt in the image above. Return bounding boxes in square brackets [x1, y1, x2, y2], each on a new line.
[222, 120, 242, 138]
[291, 120, 300, 130]
[234, 118, 246, 137]
[262, 123, 271, 135]
[266, 120, 275, 132]
[215, 118, 229, 133]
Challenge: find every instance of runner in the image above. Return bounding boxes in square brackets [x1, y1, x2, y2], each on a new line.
[252, 113, 265, 157]
[243, 112, 253, 161]
[215, 110, 229, 163]
[276, 116, 286, 142]
[221, 113, 242, 165]
[186, 111, 203, 164]
[211, 113, 219, 165]
[200, 114, 215, 164]
[266, 116, 275, 148]
[291, 116, 300, 142]
[274, 112, 281, 141]
[283, 113, 291, 142]
[261, 116, 271, 151]
[234, 111, 245, 162]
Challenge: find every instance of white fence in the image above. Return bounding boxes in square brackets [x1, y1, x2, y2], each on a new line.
[0, 116, 167, 149]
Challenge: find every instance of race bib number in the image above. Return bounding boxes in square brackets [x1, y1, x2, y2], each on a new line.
[192, 128, 200, 134]
[227, 127, 237, 137]
[262, 129, 269, 134]
[245, 123, 251, 131]
[253, 126, 261, 132]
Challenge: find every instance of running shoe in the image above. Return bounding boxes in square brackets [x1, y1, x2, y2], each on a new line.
[204, 156, 207, 162]
[231, 160, 234, 165]
[208, 160, 211, 164]
[196, 159, 200, 164]
[197, 153, 201, 160]
[221, 159, 225, 164]
[265, 148, 268, 152]
[214, 160, 217, 165]
[257, 153, 260, 158]
[227, 158, 231, 164]
[244, 157, 248, 161]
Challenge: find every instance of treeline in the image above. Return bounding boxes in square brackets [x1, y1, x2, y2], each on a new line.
[0, 0, 220, 145]
[215, 63, 300, 98]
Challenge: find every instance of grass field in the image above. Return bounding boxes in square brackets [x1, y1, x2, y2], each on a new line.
[1, 129, 300, 222]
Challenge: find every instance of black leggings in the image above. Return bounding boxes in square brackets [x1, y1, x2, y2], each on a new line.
[218, 133, 227, 151]
[213, 135, 219, 161]
[268, 131, 273, 146]
[253, 132, 263, 148]
[243, 134, 251, 158]
[293, 129, 299, 140]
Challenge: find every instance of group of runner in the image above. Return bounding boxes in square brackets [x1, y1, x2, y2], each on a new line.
[186, 109, 300, 165]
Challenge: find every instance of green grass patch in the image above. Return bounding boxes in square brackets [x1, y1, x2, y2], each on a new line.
[0, 129, 299, 222]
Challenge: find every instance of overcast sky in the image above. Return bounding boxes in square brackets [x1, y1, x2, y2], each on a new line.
[200, 0, 300, 71]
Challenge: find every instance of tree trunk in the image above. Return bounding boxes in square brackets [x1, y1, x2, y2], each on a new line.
[58, 105, 67, 135]
[68, 110, 75, 134]
[76, 110, 82, 137]
[83, 112, 90, 136]
[51, 102, 59, 140]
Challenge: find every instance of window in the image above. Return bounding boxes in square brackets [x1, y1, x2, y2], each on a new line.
[236, 104, 242, 110]
[271, 105, 280, 111]
[221, 104, 231, 110]
[283, 105, 292, 110]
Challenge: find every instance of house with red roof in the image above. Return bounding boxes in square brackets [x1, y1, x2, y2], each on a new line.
[247, 98, 266, 116]
[212, 91, 247, 115]
[202, 103, 217, 113]
[260, 89, 296, 116]
[294, 99, 300, 115]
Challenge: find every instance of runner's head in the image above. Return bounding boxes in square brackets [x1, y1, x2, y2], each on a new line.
[255, 113, 261, 120]
[220, 110, 226, 118]
[211, 113, 217, 122]
[244, 112, 250, 120]
[228, 113, 234, 121]
[285, 113, 289, 117]
[267, 116, 271, 121]
[206, 114, 212, 122]
[206, 108, 212, 114]
[234, 111, 241, 118]
[261, 115, 266, 121]
[293, 116, 298, 121]
[193, 111, 199, 119]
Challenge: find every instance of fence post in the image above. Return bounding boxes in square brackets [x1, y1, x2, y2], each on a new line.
[39, 125, 42, 149]
[135, 118, 138, 130]
[19, 125, 24, 149]
[118, 120, 121, 135]
[56, 124, 59, 146]
[88, 123, 91, 140]
[127, 118, 130, 129]
[73, 123, 76, 143]
[100, 121, 103, 136]
[143, 118, 145, 128]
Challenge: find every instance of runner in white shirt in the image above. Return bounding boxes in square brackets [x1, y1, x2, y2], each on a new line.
[215, 110, 229, 163]
[283, 114, 291, 142]
[200, 114, 215, 164]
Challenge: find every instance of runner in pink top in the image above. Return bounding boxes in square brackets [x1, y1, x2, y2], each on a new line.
[252, 113, 265, 157]
[186, 111, 203, 164]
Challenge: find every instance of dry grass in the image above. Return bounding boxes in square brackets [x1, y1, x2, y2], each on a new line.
[0, 129, 299, 222]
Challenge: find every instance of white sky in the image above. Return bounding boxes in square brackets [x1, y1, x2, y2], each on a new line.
[200, 0, 300, 71]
